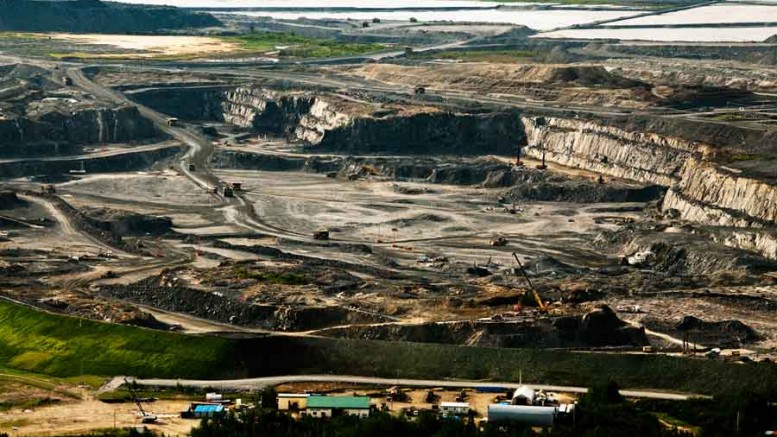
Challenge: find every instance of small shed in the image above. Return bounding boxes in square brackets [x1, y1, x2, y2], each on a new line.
[192, 403, 225, 418]
[277, 393, 310, 411]
[440, 402, 470, 416]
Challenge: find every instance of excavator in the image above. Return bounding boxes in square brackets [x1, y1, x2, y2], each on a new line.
[124, 378, 157, 424]
[512, 252, 549, 313]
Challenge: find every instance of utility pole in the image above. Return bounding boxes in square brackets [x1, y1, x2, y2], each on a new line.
[736, 410, 740, 436]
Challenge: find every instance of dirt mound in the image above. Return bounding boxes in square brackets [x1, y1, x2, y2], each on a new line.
[83, 208, 173, 237]
[503, 181, 664, 203]
[386, 214, 450, 228]
[575, 304, 645, 346]
[349, 63, 643, 89]
[321, 304, 647, 348]
[521, 255, 581, 276]
[642, 316, 760, 349]
[621, 233, 777, 276]
[676, 315, 759, 343]
[764, 35, 777, 43]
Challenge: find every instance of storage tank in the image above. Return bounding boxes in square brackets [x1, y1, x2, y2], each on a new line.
[511, 385, 536, 405]
[487, 404, 556, 427]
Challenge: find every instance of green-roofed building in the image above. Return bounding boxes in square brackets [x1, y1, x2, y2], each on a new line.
[302, 396, 372, 419]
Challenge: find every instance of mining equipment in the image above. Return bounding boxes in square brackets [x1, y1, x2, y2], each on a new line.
[62, 76, 73, 86]
[188, 163, 196, 172]
[362, 164, 380, 175]
[505, 200, 519, 214]
[124, 378, 157, 424]
[313, 228, 330, 240]
[415, 86, 426, 95]
[166, 117, 179, 127]
[222, 186, 234, 198]
[512, 252, 550, 314]
[231, 182, 242, 191]
[490, 236, 509, 246]
[40, 184, 56, 194]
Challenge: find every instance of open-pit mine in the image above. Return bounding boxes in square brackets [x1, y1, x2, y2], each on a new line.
[1, 58, 776, 359]
[1, 1, 777, 433]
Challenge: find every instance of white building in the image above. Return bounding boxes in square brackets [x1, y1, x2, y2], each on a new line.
[440, 402, 470, 416]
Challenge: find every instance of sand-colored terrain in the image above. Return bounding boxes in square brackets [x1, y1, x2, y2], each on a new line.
[49, 33, 240, 58]
[1, 399, 195, 436]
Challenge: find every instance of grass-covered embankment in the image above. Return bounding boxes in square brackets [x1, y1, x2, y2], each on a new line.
[0, 300, 233, 378]
[1, 300, 775, 399]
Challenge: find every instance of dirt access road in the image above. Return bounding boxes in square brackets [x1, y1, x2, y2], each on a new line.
[127, 375, 705, 401]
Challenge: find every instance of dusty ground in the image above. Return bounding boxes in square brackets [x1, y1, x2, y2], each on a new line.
[49, 34, 240, 58]
[0, 399, 195, 436]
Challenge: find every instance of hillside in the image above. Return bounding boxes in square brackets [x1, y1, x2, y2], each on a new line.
[0, 0, 220, 33]
[0, 300, 775, 398]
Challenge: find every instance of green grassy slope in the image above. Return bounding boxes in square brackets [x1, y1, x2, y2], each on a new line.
[224, 32, 388, 58]
[0, 300, 775, 399]
[0, 300, 233, 378]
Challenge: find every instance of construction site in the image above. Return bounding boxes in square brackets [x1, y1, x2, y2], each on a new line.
[0, 0, 777, 434]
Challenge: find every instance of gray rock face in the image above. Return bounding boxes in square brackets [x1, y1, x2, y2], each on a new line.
[0, 106, 158, 157]
[133, 86, 523, 156]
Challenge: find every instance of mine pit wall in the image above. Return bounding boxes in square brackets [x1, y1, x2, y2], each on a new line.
[521, 116, 694, 187]
[132, 85, 524, 156]
[130, 86, 317, 135]
[0, 144, 183, 179]
[132, 85, 777, 255]
[0, 106, 158, 158]
[309, 111, 522, 156]
[522, 114, 777, 259]
[129, 86, 227, 121]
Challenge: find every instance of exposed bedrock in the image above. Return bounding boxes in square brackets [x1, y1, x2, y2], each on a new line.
[131, 86, 523, 155]
[308, 111, 521, 155]
[0, 106, 158, 157]
[663, 159, 777, 227]
[522, 116, 695, 186]
[522, 116, 777, 226]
